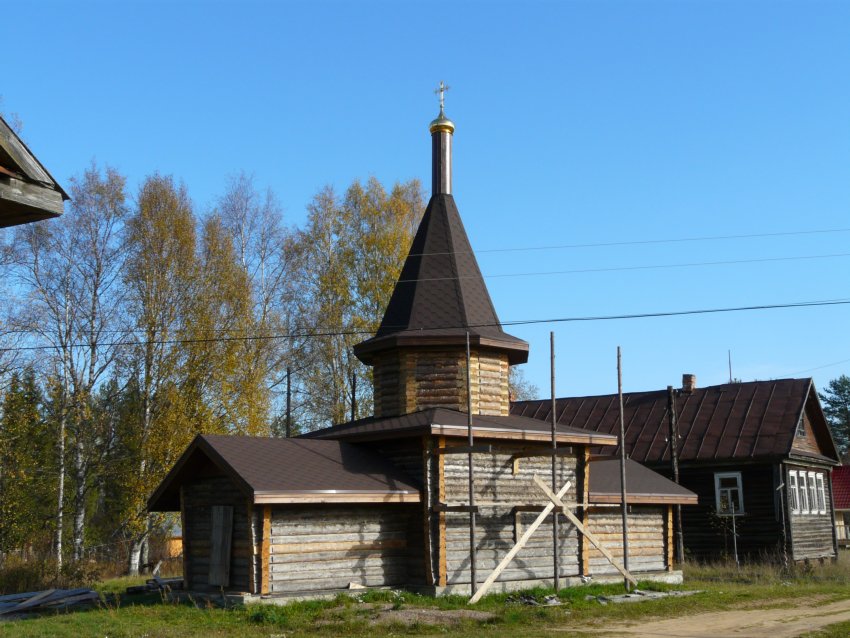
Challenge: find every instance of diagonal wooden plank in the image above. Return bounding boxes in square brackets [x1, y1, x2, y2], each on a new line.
[533, 475, 637, 587]
[468, 478, 572, 604]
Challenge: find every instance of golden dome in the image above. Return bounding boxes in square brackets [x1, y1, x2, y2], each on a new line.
[429, 107, 455, 134]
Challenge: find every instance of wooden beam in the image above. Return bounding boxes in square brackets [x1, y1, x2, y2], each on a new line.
[179, 486, 191, 591]
[667, 505, 674, 572]
[0, 176, 64, 220]
[468, 479, 572, 604]
[247, 504, 256, 594]
[261, 506, 271, 594]
[533, 475, 637, 587]
[433, 444, 494, 455]
[209, 505, 234, 587]
[0, 121, 53, 184]
[581, 447, 590, 576]
[433, 503, 479, 513]
[253, 492, 420, 504]
[422, 435, 435, 587]
[438, 436, 447, 587]
[511, 448, 575, 460]
[271, 539, 407, 554]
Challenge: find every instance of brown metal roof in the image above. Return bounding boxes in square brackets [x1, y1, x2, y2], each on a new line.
[149, 435, 421, 511]
[353, 194, 528, 365]
[301, 407, 618, 446]
[512, 378, 839, 465]
[589, 457, 697, 505]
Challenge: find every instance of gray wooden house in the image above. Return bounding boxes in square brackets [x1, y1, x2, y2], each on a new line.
[513, 375, 840, 562]
[150, 103, 695, 597]
[0, 114, 67, 227]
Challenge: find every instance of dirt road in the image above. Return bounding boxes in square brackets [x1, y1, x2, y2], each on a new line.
[579, 597, 850, 638]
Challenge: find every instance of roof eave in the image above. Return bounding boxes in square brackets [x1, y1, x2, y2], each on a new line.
[354, 333, 529, 365]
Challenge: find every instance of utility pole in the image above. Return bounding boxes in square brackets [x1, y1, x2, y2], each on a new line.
[550, 332, 560, 592]
[617, 347, 630, 592]
[667, 385, 684, 564]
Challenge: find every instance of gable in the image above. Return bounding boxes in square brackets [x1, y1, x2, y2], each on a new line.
[0, 115, 68, 227]
[789, 386, 840, 463]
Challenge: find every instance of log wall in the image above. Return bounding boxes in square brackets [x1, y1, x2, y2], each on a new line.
[787, 464, 836, 560]
[181, 475, 252, 592]
[585, 507, 667, 575]
[266, 504, 421, 593]
[372, 348, 510, 418]
[439, 444, 581, 584]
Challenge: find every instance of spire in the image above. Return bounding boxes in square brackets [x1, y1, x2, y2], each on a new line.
[429, 81, 455, 196]
[353, 94, 528, 367]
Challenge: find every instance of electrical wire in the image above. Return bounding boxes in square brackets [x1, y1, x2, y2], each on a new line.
[1, 297, 848, 353]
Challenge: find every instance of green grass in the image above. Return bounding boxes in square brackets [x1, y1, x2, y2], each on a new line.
[3, 558, 850, 637]
[802, 620, 850, 638]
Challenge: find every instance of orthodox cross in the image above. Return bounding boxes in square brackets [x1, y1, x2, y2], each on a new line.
[434, 81, 450, 110]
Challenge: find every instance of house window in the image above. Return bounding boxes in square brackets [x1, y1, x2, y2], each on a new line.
[808, 472, 819, 515]
[799, 472, 809, 513]
[795, 418, 806, 438]
[789, 471, 799, 513]
[815, 473, 827, 514]
[715, 472, 744, 516]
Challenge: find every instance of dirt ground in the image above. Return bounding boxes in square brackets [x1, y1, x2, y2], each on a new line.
[578, 597, 850, 638]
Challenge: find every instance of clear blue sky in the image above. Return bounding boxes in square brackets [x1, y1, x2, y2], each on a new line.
[3, 0, 849, 398]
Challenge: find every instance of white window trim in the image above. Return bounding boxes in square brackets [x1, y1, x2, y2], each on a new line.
[715, 471, 745, 516]
[808, 471, 819, 516]
[816, 472, 827, 514]
[789, 471, 799, 514]
[798, 471, 809, 514]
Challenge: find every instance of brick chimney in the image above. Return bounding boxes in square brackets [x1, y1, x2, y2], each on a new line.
[682, 373, 697, 393]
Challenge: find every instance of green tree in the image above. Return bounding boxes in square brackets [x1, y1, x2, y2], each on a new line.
[820, 375, 850, 456]
[0, 368, 54, 557]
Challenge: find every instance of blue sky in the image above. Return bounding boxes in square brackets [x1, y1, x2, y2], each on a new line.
[3, 0, 850, 398]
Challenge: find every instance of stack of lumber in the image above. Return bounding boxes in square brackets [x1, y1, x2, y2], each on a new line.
[0, 588, 100, 616]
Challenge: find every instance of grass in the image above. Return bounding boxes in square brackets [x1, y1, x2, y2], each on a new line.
[2, 556, 850, 637]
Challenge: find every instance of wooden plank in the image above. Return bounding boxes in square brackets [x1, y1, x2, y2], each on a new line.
[422, 435, 435, 587]
[581, 447, 590, 576]
[209, 505, 234, 587]
[533, 475, 637, 587]
[468, 479, 572, 604]
[433, 503, 479, 513]
[434, 444, 494, 455]
[0, 121, 53, 184]
[667, 505, 674, 571]
[270, 539, 407, 554]
[261, 506, 271, 594]
[438, 435, 447, 587]
[180, 487, 191, 591]
[254, 492, 420, 504]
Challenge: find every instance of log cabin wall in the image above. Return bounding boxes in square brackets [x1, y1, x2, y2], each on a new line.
[180, 475, 252, 592]
[585, 507, 667, 575]
[266, 504, 420, 593]
[665, 464, 783, 559]
[372, 348, 510, 418]
[438, 443, 580, 585]
[786, 463, 836, 560]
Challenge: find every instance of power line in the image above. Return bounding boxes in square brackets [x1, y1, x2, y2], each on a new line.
[397, 251, 850, 283]
[2, 297, 849, 353]
[405, 227, 850, 258]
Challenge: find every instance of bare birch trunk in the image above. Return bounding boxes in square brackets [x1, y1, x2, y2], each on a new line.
[72, 437, 86, 562]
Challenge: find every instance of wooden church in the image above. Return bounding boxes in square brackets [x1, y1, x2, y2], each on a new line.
[149, 96, 695, 599]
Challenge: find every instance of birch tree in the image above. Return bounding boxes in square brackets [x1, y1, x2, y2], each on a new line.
[13, 163, 127, 566]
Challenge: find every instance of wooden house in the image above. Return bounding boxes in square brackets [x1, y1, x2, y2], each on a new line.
[831, 465, 850, 548]
[513, 375, 841, 561]
[149, 102, 696, 597]
[0, 114, 67, 227]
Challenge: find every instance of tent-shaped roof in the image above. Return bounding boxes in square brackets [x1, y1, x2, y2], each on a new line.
[512, 378, 839, 465]
[354, 194, 528, 365]
[301, 407, 618, 446]
[0, 114, 68, 227]
[149, 434, 422, 511]
[589, 457, 697, 505]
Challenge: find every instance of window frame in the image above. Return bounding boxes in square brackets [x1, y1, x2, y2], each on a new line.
[799, 471, 809, 514]
[789, 470, 799, 514]
[714, 471, 745, 517]
[816, 472, 827, 514]
[808, 471, 819, 516]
